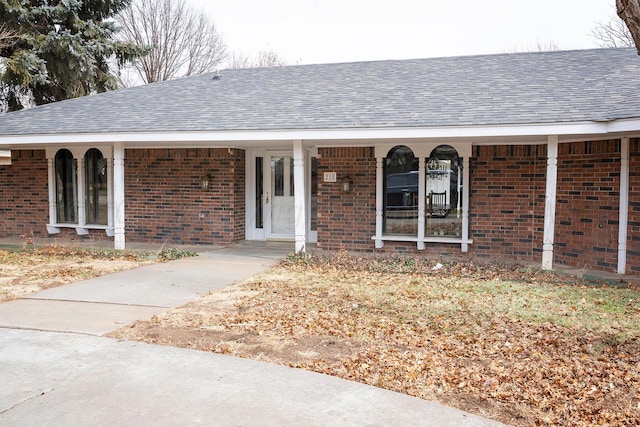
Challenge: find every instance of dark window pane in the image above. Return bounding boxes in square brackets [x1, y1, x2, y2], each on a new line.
[85, 148, 108, 225]
[289, 157, 295, 197]
[55, 149, 77, 223]
[273, 157, 284, 197]
[310, 157, 318, 231]
[426, 145, 462, 237]
[384, 145, 418, 235]
[256, 157, 263, 229]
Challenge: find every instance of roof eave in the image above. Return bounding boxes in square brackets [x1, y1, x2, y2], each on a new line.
[0, 119, 639, 150]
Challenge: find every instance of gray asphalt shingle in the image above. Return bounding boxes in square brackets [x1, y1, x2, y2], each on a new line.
[0, 48, 639, 135]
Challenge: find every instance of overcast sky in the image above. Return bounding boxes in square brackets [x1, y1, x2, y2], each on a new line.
[190, 0, 617, 66]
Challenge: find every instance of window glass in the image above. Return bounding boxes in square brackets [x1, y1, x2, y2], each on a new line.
[384, 145, 419, 235]
[426, 145, 462, 237]
[289, 157, 295, 197]
[272, 157, 284, 196]
[255, 157, 263, 229]
[55, 149, 77, 223]
[310, 157, 318, 231]
[85, 149, 108, 225]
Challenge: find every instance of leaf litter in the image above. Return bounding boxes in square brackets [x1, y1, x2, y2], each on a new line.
[0, 245, 155, 302]
[107, 251, 639, 426]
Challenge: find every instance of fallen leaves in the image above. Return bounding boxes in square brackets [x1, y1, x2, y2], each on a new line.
[0, 246, 155, 301]
[111, 252, 640, 426]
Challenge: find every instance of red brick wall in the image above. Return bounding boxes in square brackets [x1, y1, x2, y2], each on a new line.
[470, 145, 547, 262]
[317, 142, 634, 276]
[317, 147, 376, 251]
[627, 138, 640, 274]
[124, 148, 245, 245]
[554, 140, 620, 272]
[0, 150, 49, 238]
[2, 141, 637, 276]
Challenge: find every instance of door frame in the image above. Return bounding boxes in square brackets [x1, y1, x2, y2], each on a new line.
[245, 149, 317, 243]
[265, 150, 294, 240]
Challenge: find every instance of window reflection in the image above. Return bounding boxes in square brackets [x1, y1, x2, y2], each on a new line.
[426, 145, 462, 237]
[55, 149, 77, 223]
[384, 145, 418, 235]
[85, 148, 108, 225]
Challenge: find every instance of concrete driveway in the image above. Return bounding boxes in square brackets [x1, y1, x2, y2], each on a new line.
[0, 244, 506, 426]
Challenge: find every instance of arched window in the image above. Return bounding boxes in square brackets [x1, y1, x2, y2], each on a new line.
[384, 145, 419, 235]
[55, 149, 77, 223]
[426, 145, 462, 237]
[85, 148, 108, 225]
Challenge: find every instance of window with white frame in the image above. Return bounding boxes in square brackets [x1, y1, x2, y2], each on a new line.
[54, 149, 78, 224]
[425, 145, 463, 238]
[375, 143, 471, 251]
[47, 147, 113, 234]
[84, 148, 108, 225]
[384, 145, 419, 235]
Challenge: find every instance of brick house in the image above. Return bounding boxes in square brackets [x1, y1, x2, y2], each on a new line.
[1, 48, 640, 275]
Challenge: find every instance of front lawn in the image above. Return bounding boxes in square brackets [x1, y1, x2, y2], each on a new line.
[0, 245, 154, 301]
[0, 245, 196, 302]
[110, 252, 640, 426]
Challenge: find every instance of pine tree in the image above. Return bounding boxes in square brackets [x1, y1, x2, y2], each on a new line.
[0, 0, 146, 111]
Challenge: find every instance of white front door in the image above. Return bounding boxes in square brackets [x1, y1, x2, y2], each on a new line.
[266, 154, 295, 238]
[246, 150, 317, 242]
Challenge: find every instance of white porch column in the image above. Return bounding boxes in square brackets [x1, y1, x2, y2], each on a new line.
[618, 137, 630, 274]
[542, 135, 559, 270]
[375, 156, 384, 248]
[113, 142, 126, 250]
[293, 140, 306, 253]
[46, 156, 58, 231]
[417, 158, 426, 250]
[461, 155, 470, 252]
[106, 155, 114, 236]
[77, 157, 86, 229]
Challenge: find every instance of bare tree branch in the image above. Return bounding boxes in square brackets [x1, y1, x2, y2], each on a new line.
[592, 13, 635, 47]
[507, 40, 560, 53]
[255, 50, 288, 67]
[115, 0, 227, 86]
[227, 50, 288, 69]
[617, 0, 640, 54]
[530, 40, 560, 52]
[227, 52, 253, 69]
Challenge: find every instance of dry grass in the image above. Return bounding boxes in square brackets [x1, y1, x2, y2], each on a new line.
[111, 252, 640, 426]
[0, 245, 155, 301]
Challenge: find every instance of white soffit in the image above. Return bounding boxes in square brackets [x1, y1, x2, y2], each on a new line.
[0, 119, 638, 148]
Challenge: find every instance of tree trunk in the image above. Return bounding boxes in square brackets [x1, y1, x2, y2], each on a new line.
[617, 0, 640, 54]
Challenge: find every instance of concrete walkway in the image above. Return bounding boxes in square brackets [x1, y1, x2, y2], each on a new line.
[0, 244, 506, 426]
[0, 245, 282, 335]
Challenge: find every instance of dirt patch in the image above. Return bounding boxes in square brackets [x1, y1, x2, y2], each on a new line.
[110, 253, 640, 427]
[0, 246, 155, 302]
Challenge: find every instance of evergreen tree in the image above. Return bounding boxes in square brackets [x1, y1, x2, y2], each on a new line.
[0, 0, 146, 111]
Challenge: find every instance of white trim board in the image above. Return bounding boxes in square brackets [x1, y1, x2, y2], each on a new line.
[1, 119, 640, 148]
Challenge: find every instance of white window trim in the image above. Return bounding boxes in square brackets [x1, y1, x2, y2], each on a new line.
[373, 142, 472, 252]
[245, 150, 265, 241]
[0, 149, 10, 165]
[45, 146, 114, 237]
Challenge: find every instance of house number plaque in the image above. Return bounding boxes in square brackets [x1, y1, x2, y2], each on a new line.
[323, 172, 337, 182]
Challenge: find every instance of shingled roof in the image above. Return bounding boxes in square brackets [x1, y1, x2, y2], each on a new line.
[0, 48, 639, 136]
